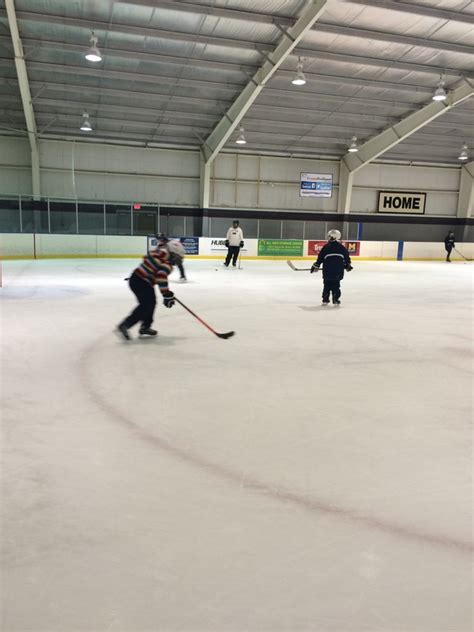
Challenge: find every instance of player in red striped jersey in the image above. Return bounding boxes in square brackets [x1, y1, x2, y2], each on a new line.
[116, 239, 185, 340]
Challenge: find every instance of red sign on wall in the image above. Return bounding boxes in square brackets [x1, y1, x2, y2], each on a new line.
[133, 203, 141, 210]
[307, 240, 360, 256]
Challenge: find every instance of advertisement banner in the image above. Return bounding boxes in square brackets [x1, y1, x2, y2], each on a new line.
[300, 173, 333, 198]
[210, 238, 228, 251]
[378, 191, 426, 214]
[179, 237, 199, 255]
[258, 239, 304, 257]
[307, 240, 360, 256]
[147, 235, 199, 255]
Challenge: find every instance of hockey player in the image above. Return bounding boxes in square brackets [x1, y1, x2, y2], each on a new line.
[444, 231, 455, 262]
[311, 229, 352, 305]
[156, 233, 187, 280]
[224, 220, 244, 267]
[116, 238, 185, 340]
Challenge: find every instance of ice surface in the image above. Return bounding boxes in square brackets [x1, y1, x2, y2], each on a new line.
[1, 258, 473, 632]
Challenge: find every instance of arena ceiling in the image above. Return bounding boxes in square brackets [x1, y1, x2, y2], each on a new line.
[0, 0, 473, 165]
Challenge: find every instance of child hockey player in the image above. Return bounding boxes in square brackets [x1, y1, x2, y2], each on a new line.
[117, 238, 185, 340]
[156, 233, 187, 280]
[311, 229, 352, 305]
[224, 220, 244, 267]
[444, 231, 455, 262]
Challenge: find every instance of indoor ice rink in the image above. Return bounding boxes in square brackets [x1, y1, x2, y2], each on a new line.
[1, 1, 473, 632]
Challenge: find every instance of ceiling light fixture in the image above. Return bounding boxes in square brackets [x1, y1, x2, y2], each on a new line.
[432, 75, 447, 102]
[80, 112, 92, 132]
[85, 33, 102, 62]
[458, 143, 469, 161]
[291, 57, 306, 86]
[348, 136, 359, 153]
[235, 126, 247, 145]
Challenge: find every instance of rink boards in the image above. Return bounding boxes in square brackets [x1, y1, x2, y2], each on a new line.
[1, 233, 473, 261]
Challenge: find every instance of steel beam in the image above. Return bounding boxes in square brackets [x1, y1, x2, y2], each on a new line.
[343, 80, 474, 173]
[316, 22, 473, 56]
[21, 60, 244, 93]
[5, 10, 274, 53]
[202, 0, 330, 164]
[7, 8, 472, 56]
[115, 0, 294, 27]
[5, 0, 40, 196]
[0, 35, 254, 74]
[347, 0, 474, 25]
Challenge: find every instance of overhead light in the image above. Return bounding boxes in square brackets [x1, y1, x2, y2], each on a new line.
[347, 136, 359, 153]
[432, 76, 447, 101]
[80, 112, 92, 132]
[458, 143, 469, 161]
[291, 57, 306, 86]
[235, 126, 246, 145]
[85, 33, 102, 62]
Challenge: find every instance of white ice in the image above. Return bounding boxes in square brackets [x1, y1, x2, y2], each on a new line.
[1, 258, 472, 632]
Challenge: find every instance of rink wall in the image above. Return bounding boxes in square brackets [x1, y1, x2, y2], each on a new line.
[1, 234, 473, 261]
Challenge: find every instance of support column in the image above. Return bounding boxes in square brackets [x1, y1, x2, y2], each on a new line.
[457, 161, 474, 242]
[337, 158, 354, 214]
[6, 0, 41, 198]
[456, 161, 474, 218]
[199, 151, 211, 210]
[338, 158, 354, 239]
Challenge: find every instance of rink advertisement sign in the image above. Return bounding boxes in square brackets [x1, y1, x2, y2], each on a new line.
[179, 237, 199, 255]
[210, 239, 228, 251]
[377, 191, 426, 214]
[258, 239, 303, 257]
[300, 173, 333, 198]
[147, 236, 199, 255]
[308, 241, 360, 256]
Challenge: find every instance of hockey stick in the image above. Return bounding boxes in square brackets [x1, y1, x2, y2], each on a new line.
[238, 249, 243, 269]
[287, 260, 312, 272]
[175, 298, 235, 339]
[454, 248, 473, 261]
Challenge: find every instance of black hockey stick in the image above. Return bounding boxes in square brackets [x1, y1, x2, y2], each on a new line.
[175, 298, 235, 339]
[287, 260, 312, 271]
[454, 248, 473, 261]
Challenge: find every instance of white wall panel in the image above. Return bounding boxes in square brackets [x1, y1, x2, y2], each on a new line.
[36, 140, 200, 204]
[0, 138, 33, 195]
[0, 233, 34, 256]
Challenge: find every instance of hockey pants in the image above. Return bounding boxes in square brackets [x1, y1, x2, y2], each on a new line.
[176, 259, 186, 278]
[122, 274, 156, 329]
[322, 279, 341, 302]
[225, 246, 240, 266]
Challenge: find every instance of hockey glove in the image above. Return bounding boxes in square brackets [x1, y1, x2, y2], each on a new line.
[225, 240, 229, 248]
[240, 241, 244, 248]
[163, 291, 175, 308]
[346, 264, 353, 272]
[310, 263, 320, 274]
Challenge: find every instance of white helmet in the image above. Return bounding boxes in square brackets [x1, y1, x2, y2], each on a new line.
[166, 239, 186, 260]
[327, 229, 341, 241]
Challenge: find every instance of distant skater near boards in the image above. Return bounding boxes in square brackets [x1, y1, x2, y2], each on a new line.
[224, 220, 244, 267]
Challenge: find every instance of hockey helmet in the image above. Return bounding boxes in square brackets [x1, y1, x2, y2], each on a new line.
[327, 229, 341, 241]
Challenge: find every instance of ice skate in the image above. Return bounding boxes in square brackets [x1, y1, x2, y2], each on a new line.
[139, 326, 158, 337]
[116, 323, 130, 341]
[179, 276, 187, 282]
[322, 300, 329, 306]
[333, 299, 341, 306]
